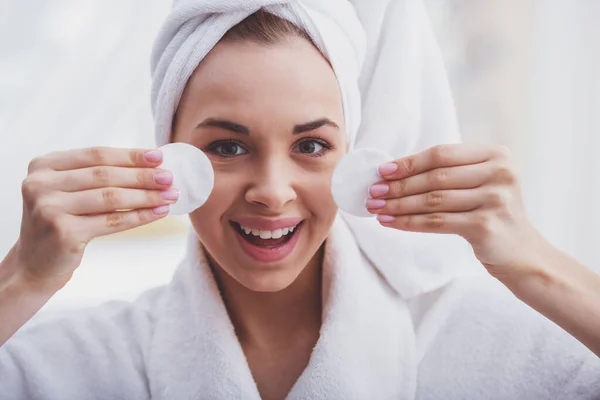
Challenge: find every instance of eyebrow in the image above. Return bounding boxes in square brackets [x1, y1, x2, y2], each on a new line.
[195, 118, 249, 135]
[195, 117, 339, 135]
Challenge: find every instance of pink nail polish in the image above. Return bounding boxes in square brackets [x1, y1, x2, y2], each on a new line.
[369, 184, 389, 197]
[152, 205, 171, 215]
[144, 150, 163, 163]
[366, 199, 386, 209]
[154, 171, 173, 186]
[161, 187, 179, 201]
[378, 163, 398, 176]
[377, 215, 395, 223]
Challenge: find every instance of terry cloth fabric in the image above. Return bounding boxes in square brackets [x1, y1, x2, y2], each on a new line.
[1, 217, 599, 399]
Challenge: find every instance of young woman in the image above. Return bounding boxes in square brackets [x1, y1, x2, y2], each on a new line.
[1, 1, 599, 399]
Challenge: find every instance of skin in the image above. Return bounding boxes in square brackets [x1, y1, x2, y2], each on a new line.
[367, 143, 600, 356]
[0, 22, 599, 400]
[172, 37, 346, 399]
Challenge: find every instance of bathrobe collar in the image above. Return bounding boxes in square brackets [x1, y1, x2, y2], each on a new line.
[147, 215, 417, 399]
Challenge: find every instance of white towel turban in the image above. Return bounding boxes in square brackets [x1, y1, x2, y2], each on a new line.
[150, 0, 480, 298]
[151, 0, 366, 148]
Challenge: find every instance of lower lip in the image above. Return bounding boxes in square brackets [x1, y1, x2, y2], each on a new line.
[233, 223, 303, 263]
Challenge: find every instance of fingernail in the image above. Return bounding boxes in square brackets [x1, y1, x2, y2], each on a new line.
[161, 187, 179, 201]
[145, 150, 163, 163]
[152, 205, 171, 215]
[377, 215, 395, 223]
[154, 171, 173, 186]
[369, 184, 389, 197]
[366, 199, 386, 210]
[378, 163, 398, 176]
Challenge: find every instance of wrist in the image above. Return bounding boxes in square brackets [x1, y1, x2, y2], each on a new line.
[1, 243, 65, 296]
[494, 233, 561, 298]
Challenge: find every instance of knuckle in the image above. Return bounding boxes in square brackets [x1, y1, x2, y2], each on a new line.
[472, 213, 494, 237]
[487, 189, 508, 207]
[429, 168, 448, 185]
[101, 188, 119, 209]
[137, 169, 153, 187]
[27, 156, 47, 174]
[32, 196, 60, 221]
[92, 167, 111, 185]
[424, 191, 444, 208]
[136, 209, 154, 225]
[21, 175, 43, 201]
[105, 213, 124, 229]
[397, 157, 415, 176]
[87, 147, 108, 164]
[390, 179, 408, 196]
[430, 145, 449, 164]
[425, 214, 445, 229]
[494, 164, 517, 185]
[130, 150, 144, 166]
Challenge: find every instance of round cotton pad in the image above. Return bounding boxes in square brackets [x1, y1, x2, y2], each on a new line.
[331, 148, 394, 217]
[158, 143, 214, 215]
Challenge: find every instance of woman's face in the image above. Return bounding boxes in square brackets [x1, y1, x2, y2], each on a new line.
[172, 37, 346, 292]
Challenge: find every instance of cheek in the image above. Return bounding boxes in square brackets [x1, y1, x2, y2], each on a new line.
[296, 159, 340, 221]
[188, 171, 244, 233]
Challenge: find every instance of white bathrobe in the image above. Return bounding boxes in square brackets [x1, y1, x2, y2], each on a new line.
[1, 216, 599, 400]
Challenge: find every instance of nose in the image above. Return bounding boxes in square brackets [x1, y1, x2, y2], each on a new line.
[245, 159, 297, 211]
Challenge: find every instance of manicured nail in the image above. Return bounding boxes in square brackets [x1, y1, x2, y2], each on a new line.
[378, 163, 398, 176]
[160, 187, 179, 201]
[154, 171, 173, 186]
[366, 199, 386, 210]
[377, 215, 395, 223]
[152, 205, 171, 215]
[369, 184, 389, 197]
[144, 150, 163, 163]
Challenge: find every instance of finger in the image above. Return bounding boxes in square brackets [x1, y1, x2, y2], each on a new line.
[370, 163, 492, 199]
[376, 212, 472, 235]
[82, 206, 171, 239]
[53, 167, 173, 192]
[366, 189, 482, 216]
[377, 143, 498, 181]
[28, 147, 163, 172]
[61, 187, 179, 215]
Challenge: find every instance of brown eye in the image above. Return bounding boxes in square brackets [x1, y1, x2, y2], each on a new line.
[206, 140, 247, 157]
[293, 139, 329, 156]
[298, 141, 320, 154]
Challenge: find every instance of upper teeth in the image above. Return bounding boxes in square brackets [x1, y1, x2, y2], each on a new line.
[238, 223, 297, 239]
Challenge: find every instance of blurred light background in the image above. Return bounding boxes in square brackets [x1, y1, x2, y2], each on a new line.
[0, 1, 598, 311]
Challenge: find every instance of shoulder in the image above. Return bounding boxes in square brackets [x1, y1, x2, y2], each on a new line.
[0, 285, 166, 400]
[412, 273, 600, 399]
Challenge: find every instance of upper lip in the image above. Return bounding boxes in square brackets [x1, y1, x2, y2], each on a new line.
[232, 216, 304, 231]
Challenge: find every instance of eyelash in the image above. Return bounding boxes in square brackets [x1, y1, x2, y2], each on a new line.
[205, 136, 335, 158]
[295, 135, 335, 157]
[205, 139, 245, 158]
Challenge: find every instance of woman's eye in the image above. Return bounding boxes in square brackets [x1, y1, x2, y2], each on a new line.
[207, 141, 247, 157]
[294, 139, 330, 156]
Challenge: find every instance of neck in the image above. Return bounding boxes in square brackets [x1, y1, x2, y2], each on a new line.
[210, 247, 324, 349]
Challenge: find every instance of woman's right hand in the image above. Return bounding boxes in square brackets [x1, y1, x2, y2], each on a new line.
[14, 146, 179, 289]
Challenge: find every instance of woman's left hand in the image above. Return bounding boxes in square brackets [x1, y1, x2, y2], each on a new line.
[367, 143, 547, 279]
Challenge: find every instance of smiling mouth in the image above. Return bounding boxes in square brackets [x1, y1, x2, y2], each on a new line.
[230, 221, 304, 248]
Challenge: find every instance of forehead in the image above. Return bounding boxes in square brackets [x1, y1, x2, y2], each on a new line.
[179, 38, 343, 121]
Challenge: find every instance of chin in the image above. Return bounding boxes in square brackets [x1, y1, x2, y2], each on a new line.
[234, 266, 304, 292]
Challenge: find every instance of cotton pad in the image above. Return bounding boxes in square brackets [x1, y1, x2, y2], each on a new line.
[158, 143, 214, 215]
[331, 148, 394, 217]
